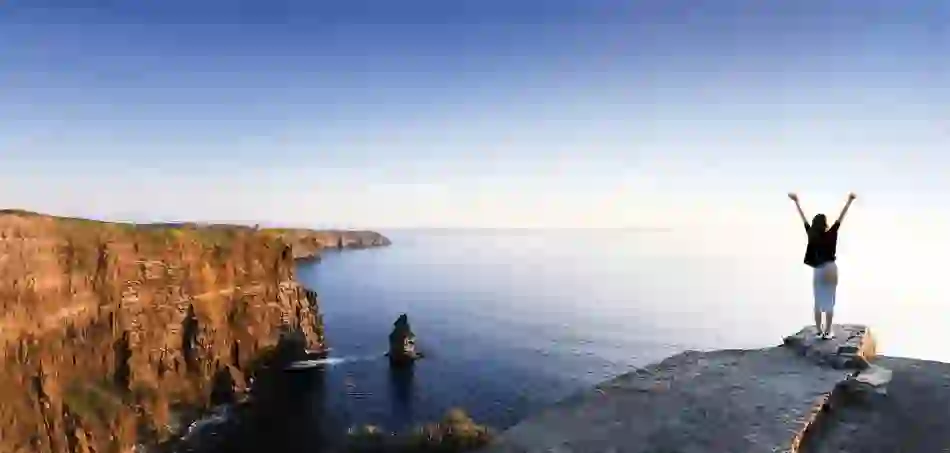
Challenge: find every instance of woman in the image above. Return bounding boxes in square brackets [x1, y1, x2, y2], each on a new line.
[787, 192, 857, 340]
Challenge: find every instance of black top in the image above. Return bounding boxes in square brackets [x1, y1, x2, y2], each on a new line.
[803, 221, 840, 268]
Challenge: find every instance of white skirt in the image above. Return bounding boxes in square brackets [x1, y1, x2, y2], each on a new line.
[812, 261, 838, 312]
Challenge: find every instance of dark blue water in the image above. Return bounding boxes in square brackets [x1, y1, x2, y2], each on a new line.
[288, 227, 945, 438]
[291, 229, 801, 435]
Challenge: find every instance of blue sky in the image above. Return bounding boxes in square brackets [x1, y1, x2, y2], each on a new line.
[2, 1, 948, 229]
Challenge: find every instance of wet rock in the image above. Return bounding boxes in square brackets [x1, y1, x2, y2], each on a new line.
[387, 314, 422, 366]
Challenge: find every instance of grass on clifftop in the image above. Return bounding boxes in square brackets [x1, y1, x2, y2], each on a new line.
[0, 210, 356, 253]
[0, 209, 287, 250]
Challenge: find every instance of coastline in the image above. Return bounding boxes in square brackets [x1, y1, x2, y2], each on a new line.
[0, 209, 390, 453]
[5, 212, 948, 453]
[153, 320, 950, 453]
[261, 228, 392, 261]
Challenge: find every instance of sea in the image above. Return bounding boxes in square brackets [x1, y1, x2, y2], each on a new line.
[276, 227, 947, 444]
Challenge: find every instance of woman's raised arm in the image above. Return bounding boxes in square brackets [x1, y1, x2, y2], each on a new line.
[835, 193, 857, 225]
[788, 193, 809, 229]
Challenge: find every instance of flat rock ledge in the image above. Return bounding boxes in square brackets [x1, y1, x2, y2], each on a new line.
[483, 325, 887, 453]
[783, 324, 892, 402]
[782, 324, 877, 370]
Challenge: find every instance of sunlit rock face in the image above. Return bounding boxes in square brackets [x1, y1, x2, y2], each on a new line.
[0, 210, 326, 453]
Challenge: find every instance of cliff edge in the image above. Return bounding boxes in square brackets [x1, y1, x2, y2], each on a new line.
[0, 210, 386, 453]
[133, 219, 391, 261]
[483, 324, 950, 453]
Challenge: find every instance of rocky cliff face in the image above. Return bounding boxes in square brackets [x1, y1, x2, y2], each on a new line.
[0, 210, 330, 453]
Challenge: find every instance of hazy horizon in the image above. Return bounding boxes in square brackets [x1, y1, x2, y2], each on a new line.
[2, 1, 948, 231]
[0, 207, 674, 231]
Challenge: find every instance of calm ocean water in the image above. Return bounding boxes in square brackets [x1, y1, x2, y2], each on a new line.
[285, 228, 947, 440]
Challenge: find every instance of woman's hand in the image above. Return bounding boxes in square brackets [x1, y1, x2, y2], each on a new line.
[836, 193, 857, 225]
[789, 192, 808, 226]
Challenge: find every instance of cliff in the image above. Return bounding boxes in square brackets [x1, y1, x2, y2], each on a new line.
[133, 222, 391, 261]
[483, 325, 950, 453]
[260, 228, 391, 261]
[0, 210, 382, 453]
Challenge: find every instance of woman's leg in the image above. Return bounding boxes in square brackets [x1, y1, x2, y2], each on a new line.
[813, 263, 840, 338]
[812, 267, 824, 335]
[821, 262, 838, 337]
[824, 263, 838, 337]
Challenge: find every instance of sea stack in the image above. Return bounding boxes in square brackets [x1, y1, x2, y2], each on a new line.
[387, 313, 422, 366]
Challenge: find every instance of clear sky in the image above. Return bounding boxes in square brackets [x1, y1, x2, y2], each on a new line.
[2, 1, 948, 229]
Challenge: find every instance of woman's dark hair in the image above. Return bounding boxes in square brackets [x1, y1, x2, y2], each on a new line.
[809, 214, 828, 240]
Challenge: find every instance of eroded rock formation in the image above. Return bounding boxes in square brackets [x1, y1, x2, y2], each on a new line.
[387, 314, 421, 366]
[0, 210, 331, 453]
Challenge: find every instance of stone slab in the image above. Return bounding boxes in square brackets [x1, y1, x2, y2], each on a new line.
[482, 347, 852, 453]
[783, 324, 876, 370]
[854, 364, 893, 389]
